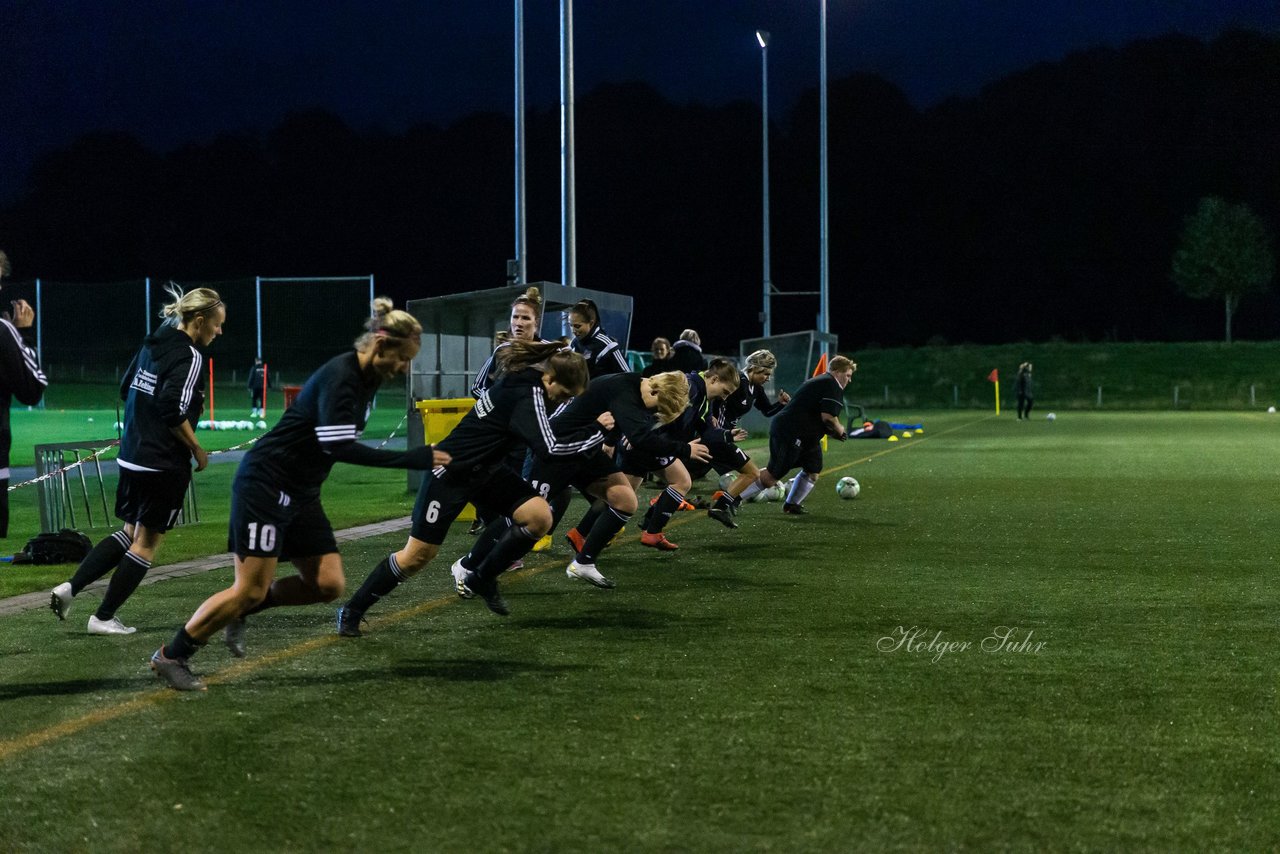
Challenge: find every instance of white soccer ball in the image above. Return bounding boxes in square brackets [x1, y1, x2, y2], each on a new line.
[239, 420, 253, 430]
[718, 472, 736, 492]
[1269, 406, 1276, 414]
[256, 420, 268, 429]
[1046, 412, 1057, 421]
[836, 476, 860, 499]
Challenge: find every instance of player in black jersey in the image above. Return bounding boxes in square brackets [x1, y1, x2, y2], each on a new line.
[337, 340, 596, 631]
[0, 249, 48, 540]
[460, 369, 707, 586]
[619, 360, 741, 545]
[707, 349, 791, 523]
[468, 286, 560, 546]
[52, 284, 224, 635]
[567, 298, 630, 377]
[149, 301, 451, 691]
[738, 356, 856, 515]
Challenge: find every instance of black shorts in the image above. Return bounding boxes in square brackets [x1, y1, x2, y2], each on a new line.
[528, 450, 620, 496]
[686, 443, 752, 480]
[765, 432, 824, 480]
[227, 472, 336, 560]
[410, 464, 540, 545]
[115, 467, 193, 532]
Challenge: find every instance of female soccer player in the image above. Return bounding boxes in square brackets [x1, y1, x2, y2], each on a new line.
[149, 300, 451, 691]
[471, 286, 548, 395]
[464, 369, 707, 587]
[51, 284, 224, 635]
[707, 349, 791, 523]
[567, 298, 630, 378]
[737, 356, 855, 515]
[337, 340, 597, 631]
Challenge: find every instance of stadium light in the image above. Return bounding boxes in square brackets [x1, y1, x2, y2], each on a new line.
[757, 29, 773, 336]
[819, 0, 829, 353]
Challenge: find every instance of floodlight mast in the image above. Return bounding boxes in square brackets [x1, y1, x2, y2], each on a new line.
[514, 0, 527, 286]
[757, 29, 772, 336]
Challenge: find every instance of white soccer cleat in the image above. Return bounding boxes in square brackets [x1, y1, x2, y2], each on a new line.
[451, 558, 473, 594]
[50, 582, 74, 620]
[566, 560, 616, 589]
[87, 615, 137, 635]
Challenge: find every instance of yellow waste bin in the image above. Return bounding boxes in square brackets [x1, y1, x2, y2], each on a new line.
[416, 398, 476, 521]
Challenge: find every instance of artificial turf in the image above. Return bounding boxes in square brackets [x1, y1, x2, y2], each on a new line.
[0, 411, 1276, 851]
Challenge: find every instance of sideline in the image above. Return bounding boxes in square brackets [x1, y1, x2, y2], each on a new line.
[0, 416, 989, 763]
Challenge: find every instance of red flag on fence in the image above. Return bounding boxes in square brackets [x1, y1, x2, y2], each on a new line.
[987, 369, 999, 383]
[812, 352, 828, 377]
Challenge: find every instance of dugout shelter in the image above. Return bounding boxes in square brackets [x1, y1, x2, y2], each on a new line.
[404, 282, 634, 489]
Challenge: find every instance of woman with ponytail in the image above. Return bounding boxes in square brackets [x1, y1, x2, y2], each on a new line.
[149, 298, 451, 691]
[567, 298, 630, 378]
[52, 283, 224, 635]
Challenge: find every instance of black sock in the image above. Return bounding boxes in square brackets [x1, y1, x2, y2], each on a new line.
[68, 530, 132, 596]
[94, 551, 150, 621]
[549, 487, 573, 531]
[575, 499, 606, 536]
[344, 554, 406, 615]
[645, 487, 684, 534]
[475, 524, 538, 581]
[164, 627, 204, 661]
[579, 506, 631, 564]
[464, 519, 508, 570]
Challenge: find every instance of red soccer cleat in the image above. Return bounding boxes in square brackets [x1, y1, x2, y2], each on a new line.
[640, 532, 679, 551]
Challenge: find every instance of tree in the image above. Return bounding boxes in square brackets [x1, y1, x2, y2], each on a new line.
[1172, 196, 1275, 343]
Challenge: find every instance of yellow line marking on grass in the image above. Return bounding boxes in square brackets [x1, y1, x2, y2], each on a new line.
[2, 420, 993, 761]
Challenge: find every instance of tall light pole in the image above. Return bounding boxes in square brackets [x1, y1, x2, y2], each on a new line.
[818, 0, 830, 354]
[757, 29, 773, 338]
[560, 0, 577, 288]
[514, 0, 527, 285]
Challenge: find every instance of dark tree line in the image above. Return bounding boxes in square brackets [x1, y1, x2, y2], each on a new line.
[2, 29, 1276, 352]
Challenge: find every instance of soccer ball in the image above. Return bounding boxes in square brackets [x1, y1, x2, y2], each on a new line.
[836, 476, 860, 499]
[1046, 413, 1057, 421]
[718, 472, 736, 492]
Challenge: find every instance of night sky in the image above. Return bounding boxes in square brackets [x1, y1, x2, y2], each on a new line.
[5, 0, 1278, 204]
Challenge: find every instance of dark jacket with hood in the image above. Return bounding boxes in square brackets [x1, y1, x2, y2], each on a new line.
[0, 317, 48, 537]
[117, 325, 207, 472]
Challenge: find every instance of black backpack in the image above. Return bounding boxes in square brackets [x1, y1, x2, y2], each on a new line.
[12, 529, 94, 565]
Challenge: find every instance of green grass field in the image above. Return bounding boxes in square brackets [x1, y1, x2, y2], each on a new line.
[1, 411, 1276, 850]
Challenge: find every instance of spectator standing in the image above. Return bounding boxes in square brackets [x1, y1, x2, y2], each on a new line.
[670, 329, 706, 373]
[249, 358, 267, 417]
[1015, 362, 1034, 420]
[0, 250, 49, 539]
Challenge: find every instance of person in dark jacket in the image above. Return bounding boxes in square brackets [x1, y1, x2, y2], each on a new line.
[0, 250, 49, 539]
[248, 358, 267, 417]
[670, 329, 707, 373]
[150, 299, 451, 691]
[567, 298, 630, 378]
[1015, 362, 1034, 420]
[708, 349, 791, 521]
[51, 284, 223, 635]
[640, 337, 677, 378]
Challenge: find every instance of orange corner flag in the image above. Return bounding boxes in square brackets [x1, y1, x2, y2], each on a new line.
[812, 352, 829, 378]
[987, 368, 999, 383]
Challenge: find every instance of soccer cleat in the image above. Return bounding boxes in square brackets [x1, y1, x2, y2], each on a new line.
[707, 494, 739, 529]
[640, 532, 679, 551]
[335, 607, 365, 638]
[564, 527, 585, 554]
[782, 502, 809, 515]
[450, 558, 472, 593]
[566, 560, 616, 589]
[531, 534, 553, 552]
[87, 615, 137, 635]
[224, 617, 248, 656]
[461, 571, 510, 616]
[467, 518, 485, 536]
[507, 559, 524, 572]
[50, 582, 74, 621]
[150, 648, 206, 692]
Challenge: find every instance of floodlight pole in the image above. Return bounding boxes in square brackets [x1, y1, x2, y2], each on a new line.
[514, 0, 527, 285]
[757, 29, 772, 338]
[255, 275, 262, 360]
[560, 0, 577, 289]
[818, 0, 830, 355]
[144, 277, 151, 334]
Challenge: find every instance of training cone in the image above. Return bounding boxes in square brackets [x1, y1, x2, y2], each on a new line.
[915, 427, 924, 433]
[902, 431, 913, 438]
[888, 435, 900, 442]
